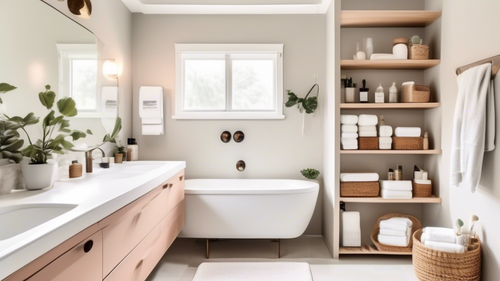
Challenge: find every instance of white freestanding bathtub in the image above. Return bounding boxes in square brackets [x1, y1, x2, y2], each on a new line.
[180, 179, 319, 239]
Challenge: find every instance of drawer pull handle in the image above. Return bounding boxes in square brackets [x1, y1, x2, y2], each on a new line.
[169, 183, 174, 188]
[83, 240, 93, 253]
[162, 184, 169, 189]
[179, 175, 184, 181]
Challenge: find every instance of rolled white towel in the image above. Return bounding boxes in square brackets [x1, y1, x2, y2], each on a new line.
[395, 127, 422, 137]
[358, 125, 377, 132]
[381, 189, 413, 199]
[342, 138, 358, 145]
[379, 125, 393, 137]
[379, 221, 409, 232]
[342, 132, 358, 139]
[359, 131, 377, 137]
[421, 227, 457, 244]
[380, 227, 411, 237]
[341, 115, 359, 125]
[358, 114, 378, 126]
[424, 240, 465, 253]
[342, 144, 358, 150]
[378, 234, 409, 247]
[379, 137, 393, 144]
[340, 173, 379, 182]
[342, 124, 358, 133]
[379, 143, 392, 150]
[380, 180, 412, 191]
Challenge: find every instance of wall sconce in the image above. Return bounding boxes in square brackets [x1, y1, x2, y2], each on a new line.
[102, 60, 118, 80]
[67, 0, 92, 19]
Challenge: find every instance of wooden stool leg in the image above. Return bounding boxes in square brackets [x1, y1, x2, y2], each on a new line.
[278, 239, 281, 258]
[206, 239, 209, 259]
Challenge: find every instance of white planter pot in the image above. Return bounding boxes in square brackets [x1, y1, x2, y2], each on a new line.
[21, 162, 58, 190]
[0, 164, 24, 195]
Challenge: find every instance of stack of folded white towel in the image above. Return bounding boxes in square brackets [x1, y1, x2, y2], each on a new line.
[421, 227, 466, 253]
[379, 125, 393, 149]
[380, 180, 413, 199]
[378, 217, 413, 247]
[394, 127, 421, 138]
[358, 114, 378, 137]
[342, 211, 361, 247]
[341, 115, 358, 150]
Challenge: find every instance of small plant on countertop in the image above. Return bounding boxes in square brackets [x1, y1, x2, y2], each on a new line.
[0, 83, 24, 163]
[7, 85, 90, 164]
[301, 168, 320, 180]
[114, 141, 126, 156]
[285, 84, 319, 114]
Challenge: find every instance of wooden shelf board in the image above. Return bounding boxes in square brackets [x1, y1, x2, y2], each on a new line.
[340, 102, 440, 109]
[341, 60, 440, 70]
[340, 195, 442, 204]
[339, 245, 412, 255]
[341, 10, 442, 27]
[340, 149, 442, 155]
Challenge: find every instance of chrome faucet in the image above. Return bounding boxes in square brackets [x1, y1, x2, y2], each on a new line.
[85, 147, 105, 173]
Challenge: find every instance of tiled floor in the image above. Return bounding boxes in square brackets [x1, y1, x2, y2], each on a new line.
[147, 236, 418, 281]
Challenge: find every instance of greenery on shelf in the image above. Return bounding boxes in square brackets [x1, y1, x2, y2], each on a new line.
[285, 84, 319, 114]
[0, 83, 24, 163]
[301, 168, 320, 180]
[7, 85, 89, 164]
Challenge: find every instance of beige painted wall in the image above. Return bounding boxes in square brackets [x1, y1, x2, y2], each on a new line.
[44, 0, 133, 151]
[132, 14, 326, 235]
[424, 1, 500, 280]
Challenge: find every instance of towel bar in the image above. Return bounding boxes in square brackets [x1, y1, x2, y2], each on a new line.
[456, 54, 500, 78]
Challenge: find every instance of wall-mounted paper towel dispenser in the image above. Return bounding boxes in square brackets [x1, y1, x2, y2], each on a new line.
[139, 86, 164, 135]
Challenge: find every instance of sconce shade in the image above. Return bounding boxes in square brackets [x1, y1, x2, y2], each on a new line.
[103, 60, 118, 80]
[68, 0, 92, 19]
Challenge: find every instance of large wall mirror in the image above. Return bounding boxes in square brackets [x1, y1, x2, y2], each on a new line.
[0, 0, 118, 149]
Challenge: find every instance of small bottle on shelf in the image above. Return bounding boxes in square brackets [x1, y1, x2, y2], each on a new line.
[389, 82, 398, 103]
[388, 168, 395, 180]
[395, 165, 403, 181]
[359, 79, 369, 103]
[69, 160, 82, 178]
[423, 132, 429, 150]
[375, 83, 385, 103]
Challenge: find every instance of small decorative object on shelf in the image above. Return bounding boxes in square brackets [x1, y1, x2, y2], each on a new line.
[301, 168, 320, 180]
[69, 160, 82, 178]
[364, 38, 373, 60]
[389, 82, 398, 103]
[355, 42, 366, 60]
[409, 35, 430, 60]
[345, 77, 356, 103]
[359, 79, 369, 103]
[401, 82, 431, 103]
[423, 132, 429, 150]
[375, 83, 385, 103]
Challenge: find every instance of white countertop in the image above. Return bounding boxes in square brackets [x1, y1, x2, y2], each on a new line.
[0, 161, 185, 280]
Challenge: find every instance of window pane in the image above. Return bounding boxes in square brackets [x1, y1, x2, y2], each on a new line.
[71, 59, 97, 110]
[232, 59, 275, 110]
[184, 59, 226, 110]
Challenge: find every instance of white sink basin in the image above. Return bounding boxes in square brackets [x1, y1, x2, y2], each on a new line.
[0, 204, 77, 241]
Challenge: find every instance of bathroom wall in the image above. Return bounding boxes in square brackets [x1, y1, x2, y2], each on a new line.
[424, 1, 500, 280]
[44, 0, 134, 147]
[132, 15, 326, 234]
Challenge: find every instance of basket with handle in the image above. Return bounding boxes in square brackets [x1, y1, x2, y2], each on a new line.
[370, 213, 421, 253]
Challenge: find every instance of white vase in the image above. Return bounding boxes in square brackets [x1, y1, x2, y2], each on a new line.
[364, 38, 373, 60]
[0, 164, 24, 195]
[21, 161, 58, 190]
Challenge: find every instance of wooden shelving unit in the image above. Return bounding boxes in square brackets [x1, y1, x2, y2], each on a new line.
[339, 245, 412, 255]
[340, 102, 440, 109]
[341, 59, 440, 70]
[340, 149, 442, 155]
[341, 10, 442, 27]
[340, 195, 442, 204]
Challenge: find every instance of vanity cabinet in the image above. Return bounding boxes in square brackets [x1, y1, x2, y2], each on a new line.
[4, 170, 185, 281]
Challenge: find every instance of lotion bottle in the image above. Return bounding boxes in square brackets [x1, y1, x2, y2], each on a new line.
[359, 79, 369, 103]
[389, 82, 398, 103]
[128, 138, 139, 161]
[375, 83, 385, 103]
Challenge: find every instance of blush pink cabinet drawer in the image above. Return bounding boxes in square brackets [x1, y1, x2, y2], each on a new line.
[104, 201, 185, 281]
[27, 231, 103, 281]
[102, 183, 170, 277]
[164, 171, 185, 216]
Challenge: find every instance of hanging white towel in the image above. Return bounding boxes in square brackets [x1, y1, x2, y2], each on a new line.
[341, 124, 358, 133]
[341, 115, 359, 125]
[451, 63, 496, 192]
[358, 114, 378, 126]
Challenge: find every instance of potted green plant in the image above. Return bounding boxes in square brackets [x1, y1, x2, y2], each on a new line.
[114, 141, 126, 163]
[8, 85, 89, 190]
[301, 168, 320, 180]
[0, 83, 24, 166]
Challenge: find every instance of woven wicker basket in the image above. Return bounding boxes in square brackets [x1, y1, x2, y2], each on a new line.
[409, 44, 430, 60]
[340, 181, 380, 197]
[359, 137, 379, 150]
[413, 182, 432, 197]
[371, 213, 421, 253]
[393, 137, 423, 150]
[401, 84, 430, 103]
[413, 229, 481, 281]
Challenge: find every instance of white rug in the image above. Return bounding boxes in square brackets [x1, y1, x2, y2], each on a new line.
[192, 262, 313, 281]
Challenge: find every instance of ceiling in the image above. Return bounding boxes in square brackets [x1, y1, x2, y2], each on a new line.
[121, 0, 331, 14]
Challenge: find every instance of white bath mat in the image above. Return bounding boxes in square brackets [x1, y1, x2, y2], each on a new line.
[192, 262, 313, 281]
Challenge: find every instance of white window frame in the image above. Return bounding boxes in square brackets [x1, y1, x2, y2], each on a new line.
[173, 44, 284, 120]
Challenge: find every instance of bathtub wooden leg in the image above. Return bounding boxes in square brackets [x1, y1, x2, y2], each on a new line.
[272, 239, 281, 258]
[206, 239, 210, 259]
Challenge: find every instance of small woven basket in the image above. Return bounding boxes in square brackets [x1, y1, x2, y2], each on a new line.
[340, 181, 380, 197]
[401, 84, 430, 103]
[409, 44, 430, 60]
[393, 137, 423, 150]
[413, 182, 432, 197]
[371, 213, 421, 253]
[413, 229, 481, 281]
[359, 137, 379, 150]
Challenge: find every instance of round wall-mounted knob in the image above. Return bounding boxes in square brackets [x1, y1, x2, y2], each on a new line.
[220, 131, 231, 143]
[236, 160, 246, 172]
[233, 131, 245, 143]
[83, 240, 93, 253]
